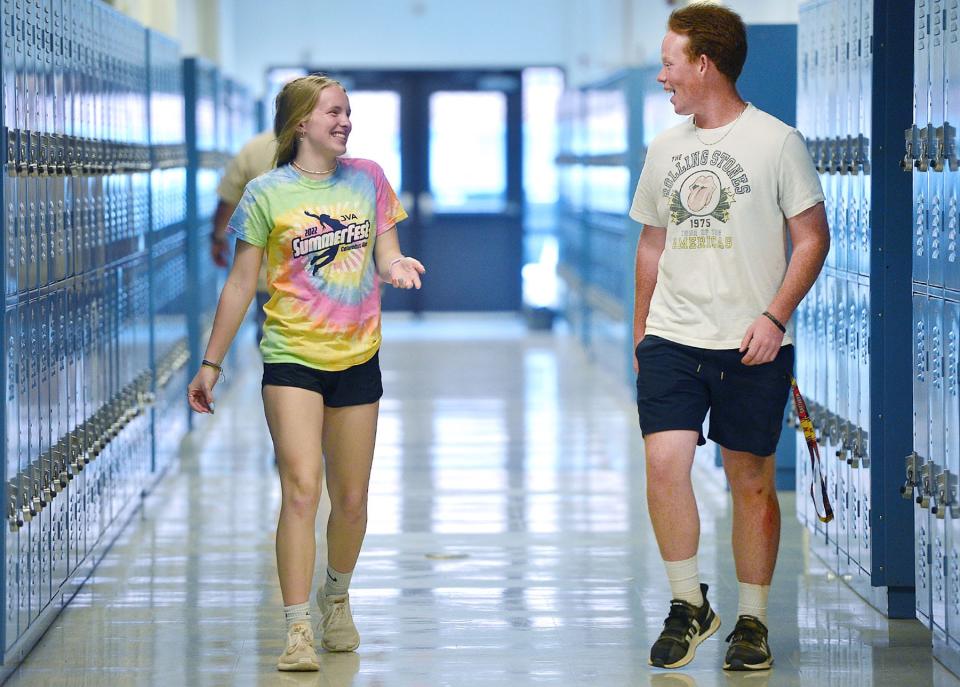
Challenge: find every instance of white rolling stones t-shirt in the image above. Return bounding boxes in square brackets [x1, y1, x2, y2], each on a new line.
[629, 104, 824, 349]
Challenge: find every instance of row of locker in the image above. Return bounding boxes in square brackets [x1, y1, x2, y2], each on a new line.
[905, 290, 960, 663]
[0, 3, 256, 672]
[791, 0, 877, 592]
[4, 264, 151, 531]
[796, 0, 873, 178]
[907, 0, 960, 672]
[909, 0, 960, 292]
[794, 272, 873, 591]
[3, 173, 150, 297]
[2, 0, 151, 173]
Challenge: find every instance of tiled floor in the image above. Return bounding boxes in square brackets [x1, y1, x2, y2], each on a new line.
[6, 314, 960, 686]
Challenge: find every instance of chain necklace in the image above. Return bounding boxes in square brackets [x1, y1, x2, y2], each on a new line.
[292, 159, 338, 175]
[693, 103, 749, 146]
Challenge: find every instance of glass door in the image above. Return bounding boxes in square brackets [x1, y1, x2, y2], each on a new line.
[321, 69, 523, 312]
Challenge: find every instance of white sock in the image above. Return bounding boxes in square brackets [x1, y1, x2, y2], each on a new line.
[324, 565, 353, 597]
[664, 555, 703, 607]
[737, 582, 769, 625]
[284, 601, 310, 631]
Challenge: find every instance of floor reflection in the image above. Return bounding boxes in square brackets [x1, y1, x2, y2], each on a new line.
[3, 315, 958, 686]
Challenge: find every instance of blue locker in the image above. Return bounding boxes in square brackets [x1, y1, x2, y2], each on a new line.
[67, 283, 82, 571]
[857, 277, 871, 568]
[916, 290, 934, 624]
[934, 1, 948, 290]
[4, 306, 19, 649]
[944, 296, 960, 646]
[846, 277, 860, 460]
[846, 277, 861, 565]
[916, 1, 932, 285]
[930, 292, 948, 633]
[839, 1, 853, 273]
[947, 0, 960, 294]
[846, 0, 861, 275]
[37, 177, 49, 288]
[62, 175, 73, 278]
[5, 177, 16, 298]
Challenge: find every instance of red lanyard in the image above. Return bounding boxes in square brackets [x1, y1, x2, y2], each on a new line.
[791, 377, 834, 523]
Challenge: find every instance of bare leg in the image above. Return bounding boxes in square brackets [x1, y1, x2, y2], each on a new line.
[644, 430, 701, 560]
[263, 385, 325, 605]
[322, 402, 379, 573]
[721, 447, 780, 584]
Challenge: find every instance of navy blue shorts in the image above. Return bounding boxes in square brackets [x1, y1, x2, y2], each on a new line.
[635, 335, 794, 457]
[262, 352, 383, 407]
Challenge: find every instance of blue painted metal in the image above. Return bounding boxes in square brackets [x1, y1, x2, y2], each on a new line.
[870, 0, 917, 618]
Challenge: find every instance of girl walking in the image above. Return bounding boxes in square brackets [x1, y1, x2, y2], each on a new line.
[187, 74, 424, 671]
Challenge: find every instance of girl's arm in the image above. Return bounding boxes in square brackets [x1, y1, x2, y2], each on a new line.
[187, 239, 264, 413]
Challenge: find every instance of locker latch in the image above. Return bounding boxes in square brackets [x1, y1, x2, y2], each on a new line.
[920, 124, 935, 172]
[943, 122, 959, 172]
[838, 136, 853, 175]
[8, 490, 22, 532]
[816, 138, 829, 175]
[851, 135, 870, 175]
[902, 452, 920, 500]
[920, 460, 938, 509]
[5, 126, 15, 171]
[28, 130, 40, 176]
[903, 126, 921, 171]
[933, 469, 957, 519]
[16, 129, 28, 176]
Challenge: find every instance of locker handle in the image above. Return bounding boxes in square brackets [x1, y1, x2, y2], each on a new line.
[902, 125, 921, 172]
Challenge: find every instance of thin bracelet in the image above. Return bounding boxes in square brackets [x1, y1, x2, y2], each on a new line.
[389, 256, 406, 268]
[201, 359, 223, 373]
[762, 311, 786, 333]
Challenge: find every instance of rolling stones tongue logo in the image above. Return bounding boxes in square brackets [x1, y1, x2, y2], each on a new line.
[670, 169, 735, 225]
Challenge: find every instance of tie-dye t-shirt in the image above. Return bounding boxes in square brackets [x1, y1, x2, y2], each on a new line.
[227, 159, 407, 371]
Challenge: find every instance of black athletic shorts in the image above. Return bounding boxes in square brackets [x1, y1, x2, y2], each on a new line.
[262, 352, 383, 407]
[635, 335, 794, 457]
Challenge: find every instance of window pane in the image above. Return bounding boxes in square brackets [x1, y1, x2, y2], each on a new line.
[429, 91, 506, 212]
[345, 91, 402, 190]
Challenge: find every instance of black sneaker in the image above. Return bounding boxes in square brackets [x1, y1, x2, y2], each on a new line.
[649, 583, 721, 669]
[723, 615, 773, 670]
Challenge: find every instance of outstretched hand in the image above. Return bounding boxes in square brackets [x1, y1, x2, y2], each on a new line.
[739, 315, 784, 365]
[389, 256, 426, 289]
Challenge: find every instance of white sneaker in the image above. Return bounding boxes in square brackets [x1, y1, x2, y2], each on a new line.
[276, 621, 320, 671]
[317, 591, 361, 652]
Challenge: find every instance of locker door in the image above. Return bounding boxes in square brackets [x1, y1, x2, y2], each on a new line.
[845, 277, 860, 568]
[3, 0, 17, 296]
[858, 1, 871, 282]
[847, 0, 862, 276]
[931, 293, 948, 633]
[933, 0, 947, 289]
[835, 3, 849, 274]
[51, 288, 67, 591]
[835, 275, 850, 565]
[857, 278, 871, 569]
[916, 290, 934, 624]
[65, 282, 78, 575]
[823, 273, 839, 544]
[945, 297, 960, 643]
[947, 0, 960, 293]
[916, 0, 932, 285]
[4, 307, 19, 647]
